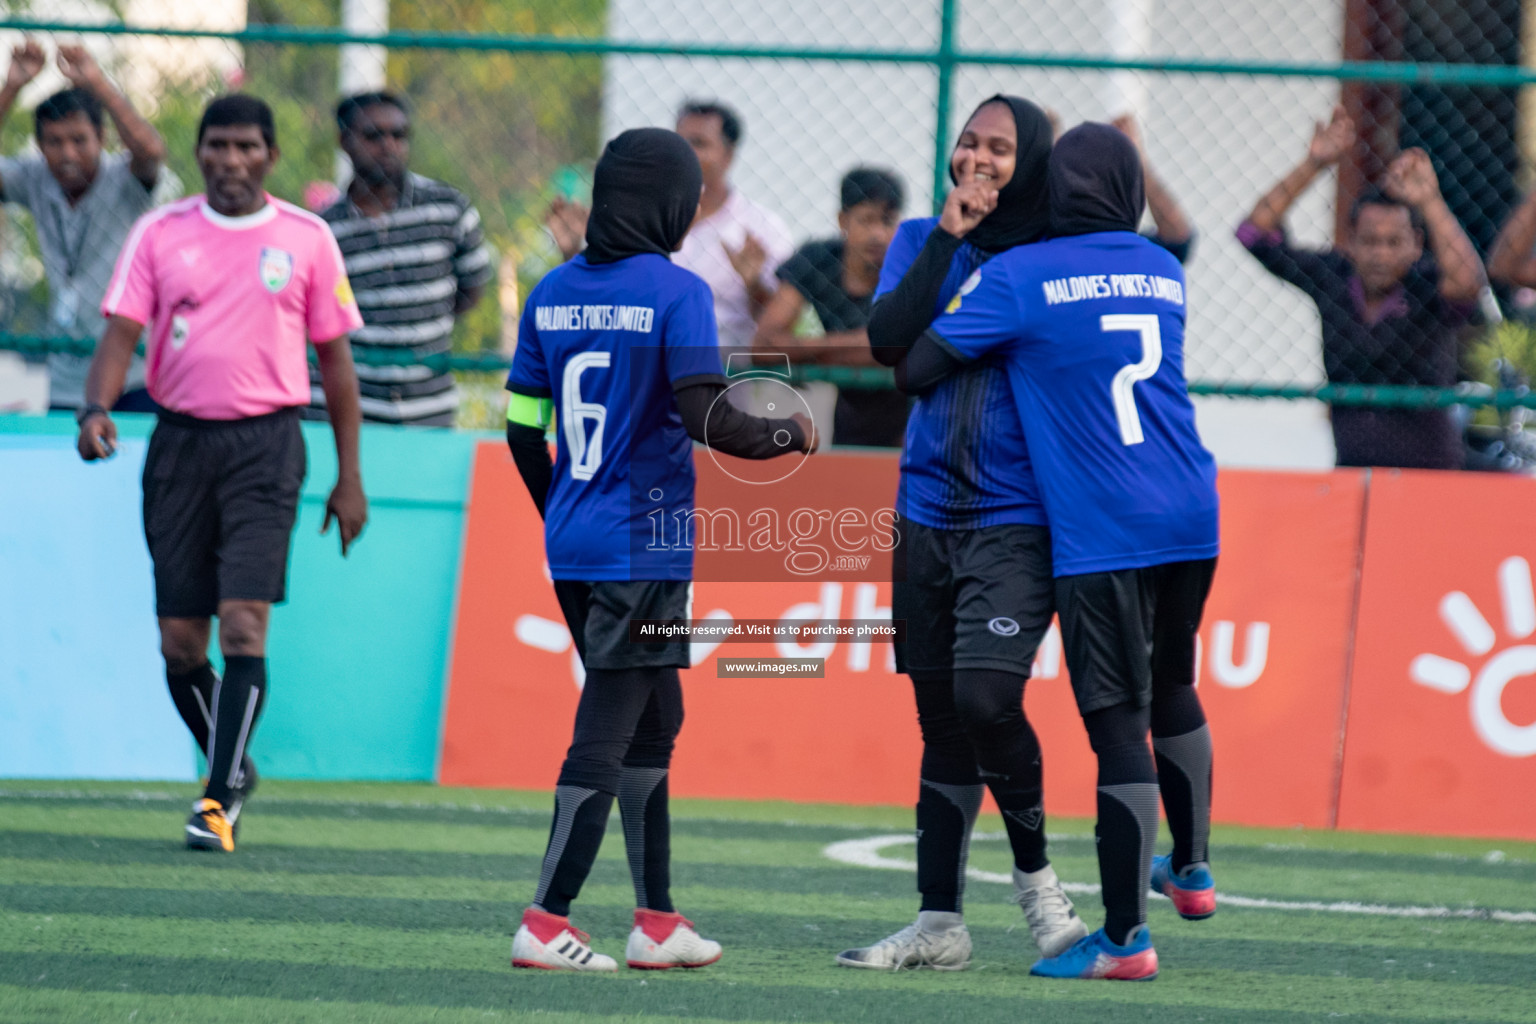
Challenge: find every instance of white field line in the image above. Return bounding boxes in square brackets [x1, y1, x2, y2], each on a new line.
[7, 787, 1535, 924]
[823, 833, 1536, 925]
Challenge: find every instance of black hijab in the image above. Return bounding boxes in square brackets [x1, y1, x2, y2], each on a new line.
[951, 95, 1054, 253]
[583, 128, 703, 264]
[1048, 122, 1145, 238]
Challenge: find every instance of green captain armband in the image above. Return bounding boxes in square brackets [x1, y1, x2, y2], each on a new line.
[507, 392, 554, 429]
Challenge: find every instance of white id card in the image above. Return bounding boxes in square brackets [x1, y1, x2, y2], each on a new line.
[52, 284, 80, 330]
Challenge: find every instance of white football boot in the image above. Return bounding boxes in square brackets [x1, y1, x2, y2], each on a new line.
[835, 912, 972, 971]
[1011, 864, 1090, 958]
[511, 907, 617, 971]
[625, 909, 723, 969]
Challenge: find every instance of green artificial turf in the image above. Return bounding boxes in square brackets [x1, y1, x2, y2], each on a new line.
[0, 780, 1532, 1023]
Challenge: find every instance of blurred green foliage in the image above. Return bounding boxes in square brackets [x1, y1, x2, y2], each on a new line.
[149, 0, 605, 360]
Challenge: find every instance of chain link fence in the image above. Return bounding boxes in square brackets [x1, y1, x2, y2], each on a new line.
[3, 0, 1536, 437]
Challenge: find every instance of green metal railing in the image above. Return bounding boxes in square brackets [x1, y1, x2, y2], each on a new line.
[3, 10, 1534, 412]
[9, 332, 1531, 408]
[13, 16, 1536, 85]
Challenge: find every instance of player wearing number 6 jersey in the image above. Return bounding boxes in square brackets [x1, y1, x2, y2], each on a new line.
[908, 123, 1220, 981]
[503, 128, 814, 972]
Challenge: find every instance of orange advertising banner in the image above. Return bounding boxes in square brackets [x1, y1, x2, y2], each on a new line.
[1337, 470, 1536, 840]
[442, 443, 1366, 832]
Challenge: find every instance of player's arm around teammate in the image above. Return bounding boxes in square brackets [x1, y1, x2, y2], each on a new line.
[920, 124, 1221, 981]
[838, 97, 1089, 976]
[504, 128, 812, 975]
[77, 95, 366, 854]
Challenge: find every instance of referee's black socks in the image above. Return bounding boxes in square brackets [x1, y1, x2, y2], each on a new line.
[204, 656, 267, 809]
[166, 662, 218, 754]
[1085, 704, 1158, 947]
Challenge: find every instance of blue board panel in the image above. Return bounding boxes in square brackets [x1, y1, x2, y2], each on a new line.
[0, 429, 193, 780]
[0, 414, 481, 782]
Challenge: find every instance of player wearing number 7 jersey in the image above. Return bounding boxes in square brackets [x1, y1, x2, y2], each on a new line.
[503, 128, 814, 973]
[909, 123, 1220, 981]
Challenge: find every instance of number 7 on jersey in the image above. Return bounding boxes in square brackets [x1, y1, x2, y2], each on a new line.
[1101, 314, 1163, 446]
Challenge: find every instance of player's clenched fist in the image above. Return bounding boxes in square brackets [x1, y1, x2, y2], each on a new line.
[1383, 148, 1441, 209]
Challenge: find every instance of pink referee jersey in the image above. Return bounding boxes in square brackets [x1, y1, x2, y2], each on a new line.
[102, 195, 364, 419]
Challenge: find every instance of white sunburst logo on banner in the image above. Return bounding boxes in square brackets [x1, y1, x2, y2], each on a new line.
[1409, 556, 1536, 758]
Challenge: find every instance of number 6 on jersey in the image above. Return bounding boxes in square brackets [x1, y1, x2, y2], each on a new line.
[563, 352, 610, 480]
[1102, 314, 1163, 446]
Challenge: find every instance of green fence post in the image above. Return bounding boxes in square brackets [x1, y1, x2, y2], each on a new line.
[932, 0, 958, 216]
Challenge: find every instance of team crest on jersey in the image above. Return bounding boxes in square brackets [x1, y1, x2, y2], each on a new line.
[945, 268, 983, 314]
[259, 247, 294, 293]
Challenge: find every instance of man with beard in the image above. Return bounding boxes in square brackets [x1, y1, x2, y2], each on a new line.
[311, 91, 493, 426]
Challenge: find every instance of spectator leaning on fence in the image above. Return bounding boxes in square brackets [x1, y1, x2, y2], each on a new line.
[0, 38, 177, 412]
[1237, 105, 1485, 471]
[672, 100, 793, 359]
[752, 167, 910, 448]
[311, 91, 493, 427]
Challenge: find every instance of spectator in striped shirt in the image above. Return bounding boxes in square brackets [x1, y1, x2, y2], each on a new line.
[311, 91, 494, 426]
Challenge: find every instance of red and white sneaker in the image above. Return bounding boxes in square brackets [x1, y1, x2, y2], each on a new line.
[511, 907, 617, 971]
[624, 909, 723, 969]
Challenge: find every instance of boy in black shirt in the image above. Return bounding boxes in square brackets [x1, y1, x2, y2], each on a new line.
[753, 168, 909, 447]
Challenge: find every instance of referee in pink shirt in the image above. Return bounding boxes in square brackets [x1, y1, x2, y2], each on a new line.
[77, 95, 368, 853]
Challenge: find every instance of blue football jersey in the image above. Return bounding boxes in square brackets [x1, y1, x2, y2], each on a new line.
[507, 253, 724, 581]
[875, 217, 1045, 530]
[929, 231, 1219, 576]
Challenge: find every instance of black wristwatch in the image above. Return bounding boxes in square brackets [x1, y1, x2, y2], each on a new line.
[76, 403, 110, 425]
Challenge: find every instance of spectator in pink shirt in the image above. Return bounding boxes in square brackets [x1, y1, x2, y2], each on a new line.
[76, 95, 368, 854]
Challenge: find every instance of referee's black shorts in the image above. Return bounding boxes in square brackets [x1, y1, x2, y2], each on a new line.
[142, 407, 307, 618]
[554, 579, 692, 670]
[892, 520, 1055, 678]
[1055, 557, 1217, 715]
